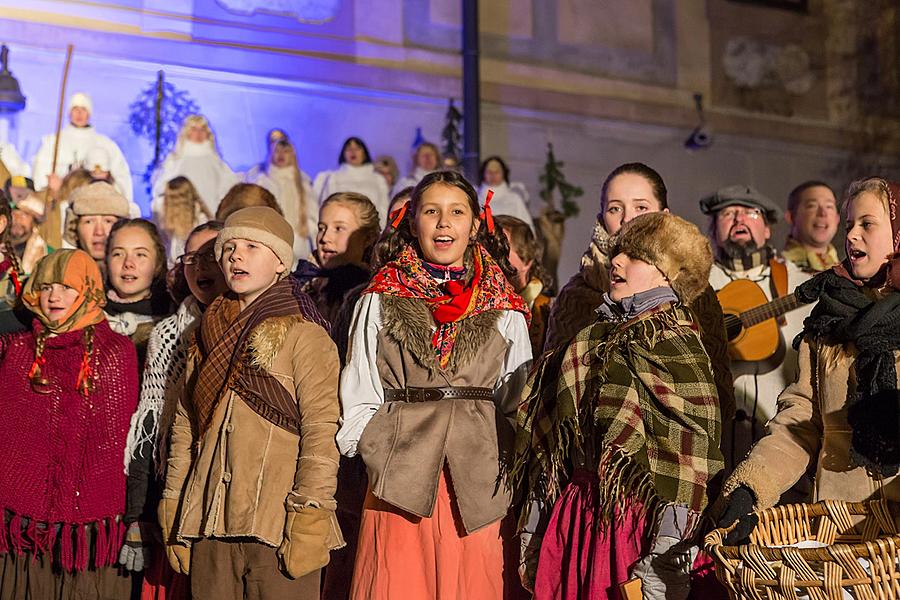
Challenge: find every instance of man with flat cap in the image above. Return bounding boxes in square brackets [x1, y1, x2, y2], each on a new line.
[701, 185, 814, 488]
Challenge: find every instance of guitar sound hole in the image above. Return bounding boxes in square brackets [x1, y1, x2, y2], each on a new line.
[723, 314, 743, 341]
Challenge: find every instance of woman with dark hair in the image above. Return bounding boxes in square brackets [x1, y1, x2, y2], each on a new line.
[313, 137, 390, 228]
[103, 218, 174, 366]
[544, 162, 732, 422]
[338, 170, 531, 599]
[478, 155, 533, 231]
[120, 221, 228, 597]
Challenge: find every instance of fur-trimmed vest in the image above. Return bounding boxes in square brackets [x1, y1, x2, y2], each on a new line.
[356, 296, 516, 534]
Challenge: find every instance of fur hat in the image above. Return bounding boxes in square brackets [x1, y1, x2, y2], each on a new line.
[215, 206, 294, 271]
[608, 212, 713, 304]
[14, 194, 45, 222]
[69, 182, 130, 217]
[68, 92, 93, 115]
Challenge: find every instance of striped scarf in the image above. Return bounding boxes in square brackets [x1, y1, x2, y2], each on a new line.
[190, 278, 324, 436]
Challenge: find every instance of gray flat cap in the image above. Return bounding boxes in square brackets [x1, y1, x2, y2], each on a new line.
[699, 184, 781, 223]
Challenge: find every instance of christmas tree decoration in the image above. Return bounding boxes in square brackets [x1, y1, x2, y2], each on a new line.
[536, 142, 584, 293]
[128, 71, 201, 193]
[441, 98, 462, 169]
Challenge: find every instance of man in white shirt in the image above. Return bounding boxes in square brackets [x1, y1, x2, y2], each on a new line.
[32, 92, 134, 202]
[700, 185, 813, 483]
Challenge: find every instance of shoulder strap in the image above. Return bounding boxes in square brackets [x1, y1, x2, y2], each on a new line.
[769, 258, 788, 299]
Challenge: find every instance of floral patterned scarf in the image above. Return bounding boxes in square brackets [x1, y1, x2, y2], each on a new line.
[365, 243, 529, 368]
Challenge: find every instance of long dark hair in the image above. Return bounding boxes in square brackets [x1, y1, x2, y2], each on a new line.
[479, 155, 510, 184]
[387, 170, 515, 280]
[338, 136, 373, 166]
[106, 218, 170, 308]
[599, 162, 668, 213]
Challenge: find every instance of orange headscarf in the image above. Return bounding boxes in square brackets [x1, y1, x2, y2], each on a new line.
[22, 249, 106, 334]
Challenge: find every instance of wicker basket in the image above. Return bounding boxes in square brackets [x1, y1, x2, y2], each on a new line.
[704, 499, 900, 599]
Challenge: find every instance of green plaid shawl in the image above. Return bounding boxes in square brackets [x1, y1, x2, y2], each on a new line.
[510, 303, 723, 535]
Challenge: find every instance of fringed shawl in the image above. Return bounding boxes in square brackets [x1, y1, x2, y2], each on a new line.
[510, 303, 723, 540]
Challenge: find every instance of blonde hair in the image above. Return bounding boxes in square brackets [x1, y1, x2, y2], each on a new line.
[321, 192, 380, 257]
[265, 139, 310, 238]
[843, 176, 891, 218]
[174, 115, 219, 158]
[162, 176, 210, 241]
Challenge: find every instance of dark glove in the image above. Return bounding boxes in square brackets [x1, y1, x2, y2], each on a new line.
[718, 486, 759, 545]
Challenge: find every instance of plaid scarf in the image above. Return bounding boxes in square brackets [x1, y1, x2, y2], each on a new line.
[717, 243, 775, 273]
[365, 244, 528, 368]
[191, 278, 323, 436]
[783, 237, 839, 273]
[510, 304, 723, 538]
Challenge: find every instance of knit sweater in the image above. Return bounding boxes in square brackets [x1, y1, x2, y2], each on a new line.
[0, 320, 139, 571]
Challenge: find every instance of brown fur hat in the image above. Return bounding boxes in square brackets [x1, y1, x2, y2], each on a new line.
[608, 212, 712, 304]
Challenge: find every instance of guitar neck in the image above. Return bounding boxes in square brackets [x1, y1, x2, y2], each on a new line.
[740, 294, 800, 328]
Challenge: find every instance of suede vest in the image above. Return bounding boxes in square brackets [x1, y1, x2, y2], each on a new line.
[357, 295, 514, 534]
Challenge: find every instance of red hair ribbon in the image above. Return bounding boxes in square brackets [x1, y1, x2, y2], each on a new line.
[390, 202, 409, 229]
[480, 189, 496, 235]
[9, 269, 21, 296]
[27, 354, 45, 380]
[76, 350, 93, 396]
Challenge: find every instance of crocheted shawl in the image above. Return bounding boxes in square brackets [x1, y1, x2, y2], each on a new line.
[124, 296, 202, 473]
[511, 304, 723, 539]
[364, 243, 528, 368]
[0, 320, 138, 571]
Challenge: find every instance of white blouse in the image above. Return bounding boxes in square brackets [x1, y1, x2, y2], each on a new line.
[336, 292, 532, 457]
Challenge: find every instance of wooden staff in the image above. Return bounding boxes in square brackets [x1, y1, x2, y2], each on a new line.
[37, 44, 74, 250]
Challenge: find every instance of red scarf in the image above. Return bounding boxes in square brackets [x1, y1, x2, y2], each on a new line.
[365, 244, 528, 368]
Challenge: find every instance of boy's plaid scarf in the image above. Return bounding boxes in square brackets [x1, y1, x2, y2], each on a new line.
[510, 304, 723, 537]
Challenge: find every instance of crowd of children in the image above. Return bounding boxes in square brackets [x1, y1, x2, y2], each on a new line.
[1, 94, 899, 600]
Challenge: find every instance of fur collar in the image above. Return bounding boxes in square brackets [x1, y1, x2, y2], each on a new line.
[248, 314, 306, 372]
[380, 295, 500, 375]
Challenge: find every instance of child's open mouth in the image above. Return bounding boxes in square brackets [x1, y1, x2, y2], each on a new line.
[230, 268, 249, 280]
[433, 236, 454, 250]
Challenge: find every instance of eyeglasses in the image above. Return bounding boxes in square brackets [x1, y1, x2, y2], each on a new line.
[717, 207, 764, 221]
[178, 251, 217, 266]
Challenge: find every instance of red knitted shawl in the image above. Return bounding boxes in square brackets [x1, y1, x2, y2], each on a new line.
[0, 320, 139, 571]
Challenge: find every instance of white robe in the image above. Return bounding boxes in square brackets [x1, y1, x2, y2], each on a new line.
[392, 167, 432, 196]
[478, 181, 534, 232]
[0, 142, 30, 177]
[245, 164, 317, 261]
[151, 141, 238, 217]
[313, 163, 390, 229]
[32, 124, 133, 201]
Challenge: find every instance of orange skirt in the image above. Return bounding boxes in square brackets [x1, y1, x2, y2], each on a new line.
[350, 468, 504, 600]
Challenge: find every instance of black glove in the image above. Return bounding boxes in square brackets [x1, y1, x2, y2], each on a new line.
[718, 486, 758, 545]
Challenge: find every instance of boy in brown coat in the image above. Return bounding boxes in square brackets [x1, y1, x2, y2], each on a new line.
[160, 207, 343, 600]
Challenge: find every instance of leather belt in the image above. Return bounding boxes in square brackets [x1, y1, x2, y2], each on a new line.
[384, 386, 494, 403]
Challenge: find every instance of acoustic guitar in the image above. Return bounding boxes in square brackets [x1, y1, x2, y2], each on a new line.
[716, 279, 804, 362]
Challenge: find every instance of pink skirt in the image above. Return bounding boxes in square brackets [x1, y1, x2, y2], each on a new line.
[534, 470, 650, 600]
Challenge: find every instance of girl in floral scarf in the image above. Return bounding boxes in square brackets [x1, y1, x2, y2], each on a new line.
[337, 170, 532, 599]
[0, 249, 139, 599]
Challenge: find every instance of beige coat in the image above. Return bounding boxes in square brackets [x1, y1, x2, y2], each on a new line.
[164, 315, 343, 549]
[725, 338, 900, 510]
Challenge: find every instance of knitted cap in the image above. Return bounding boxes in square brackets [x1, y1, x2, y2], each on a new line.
[215, 206, 294, 270]
[68, 92, 93, 114]
[609, 212, 713, 304]
[69, 182, 130, 218]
